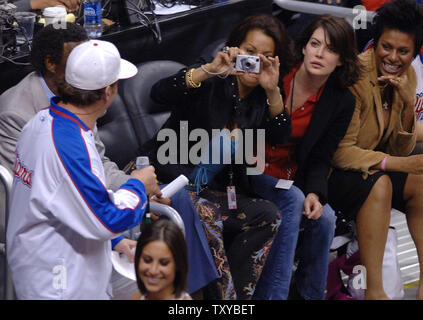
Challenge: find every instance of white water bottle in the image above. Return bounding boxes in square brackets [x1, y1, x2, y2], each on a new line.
[83, 0, 102, 39]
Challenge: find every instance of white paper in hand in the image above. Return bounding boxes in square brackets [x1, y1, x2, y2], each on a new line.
[160, 175, 189, 198]
[111, 248, 136, 281]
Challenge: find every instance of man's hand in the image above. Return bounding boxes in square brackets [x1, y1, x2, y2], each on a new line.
[113, 238, 137, 263]
[149, 196, 171, 221]
[130, 166, 162, 198]
[151, 196, 171, 206]
[30, 0, 80, 12]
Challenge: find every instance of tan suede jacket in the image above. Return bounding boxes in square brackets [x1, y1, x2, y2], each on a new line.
[332, 49, 417, 178]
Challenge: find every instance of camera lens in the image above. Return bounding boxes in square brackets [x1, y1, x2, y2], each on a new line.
[237, 55, 260, 73]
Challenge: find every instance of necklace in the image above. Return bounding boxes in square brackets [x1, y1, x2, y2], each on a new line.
[382, 101, 389, 110]
[290, 73, 296, 115]
[381, 85, 392, 110]
[283, 75, 296, 180]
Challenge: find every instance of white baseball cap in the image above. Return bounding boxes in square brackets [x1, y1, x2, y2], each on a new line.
[65, 40, 138, 90]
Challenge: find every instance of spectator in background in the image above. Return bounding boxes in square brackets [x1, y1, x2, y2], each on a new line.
[411, 47, 423, 154]
[328, 0, 423, 300]
[6, 39, 161, 299]
[131, 219, 192, 300]
[252, 15, 361, 300]
[10, 0, 80, 12]
[361, 0, 390, 11]
[278, 0, 362, 40]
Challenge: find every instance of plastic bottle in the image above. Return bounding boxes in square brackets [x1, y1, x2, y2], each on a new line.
[135, 156, 150, 170]
[83, 0, 102, 39]
[135, 156, 151, 224]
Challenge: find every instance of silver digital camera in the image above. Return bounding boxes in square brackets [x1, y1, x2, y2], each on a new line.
[235, 54, 261, 74]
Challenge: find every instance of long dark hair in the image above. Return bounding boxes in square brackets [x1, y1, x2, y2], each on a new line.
[134, 219, 188, 298]
[295, 15, 363, 88]
[226, 14, 295, 78]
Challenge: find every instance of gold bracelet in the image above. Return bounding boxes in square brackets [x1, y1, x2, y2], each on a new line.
[186, 68, 202, 88]
[266, 94, 284, 111]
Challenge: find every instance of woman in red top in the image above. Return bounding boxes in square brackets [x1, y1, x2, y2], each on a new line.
[252, 16, 363, 300]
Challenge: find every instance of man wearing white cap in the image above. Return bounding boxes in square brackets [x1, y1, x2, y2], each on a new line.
[6, 40, 162, 299]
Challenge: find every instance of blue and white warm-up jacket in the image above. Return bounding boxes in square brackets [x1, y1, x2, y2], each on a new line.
[6, 97, 148, 299]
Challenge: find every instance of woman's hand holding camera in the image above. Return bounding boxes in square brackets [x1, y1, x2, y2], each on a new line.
[259, 55, 280, 92]
[208, 46, 240, 75]
[188, 46, 240, 88]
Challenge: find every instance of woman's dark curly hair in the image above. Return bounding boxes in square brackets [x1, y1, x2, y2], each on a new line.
[294, 15, 364, 88]
[134, 219, 188, 299]
[30, 22, 88, 75]
[372, 0, 423, 57]
[225, 14, 295, 78]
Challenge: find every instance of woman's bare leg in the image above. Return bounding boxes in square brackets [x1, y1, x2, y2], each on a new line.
[356, 175, 392, 300]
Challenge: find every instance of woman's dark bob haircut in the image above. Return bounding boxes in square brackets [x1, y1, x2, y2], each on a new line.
[295, 15, 363, 88]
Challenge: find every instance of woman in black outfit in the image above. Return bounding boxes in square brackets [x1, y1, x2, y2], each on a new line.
[140, 14, 294, 299]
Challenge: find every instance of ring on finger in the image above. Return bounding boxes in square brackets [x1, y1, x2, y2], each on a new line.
[222, 46, 229, 53]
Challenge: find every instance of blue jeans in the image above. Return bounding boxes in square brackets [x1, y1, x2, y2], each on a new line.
[250, 174, 336, 300]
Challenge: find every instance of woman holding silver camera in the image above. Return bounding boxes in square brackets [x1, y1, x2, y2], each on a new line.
[140, 14, 294, 299]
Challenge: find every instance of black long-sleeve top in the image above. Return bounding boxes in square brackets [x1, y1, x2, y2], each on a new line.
[140, 63, 291, 194]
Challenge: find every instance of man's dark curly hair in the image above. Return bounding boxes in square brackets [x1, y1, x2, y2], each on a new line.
[30, 23, 88, 75]
[372, 0, 423, 57]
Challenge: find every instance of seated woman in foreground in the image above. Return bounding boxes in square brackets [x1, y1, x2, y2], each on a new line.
[328, 0, 423, 300]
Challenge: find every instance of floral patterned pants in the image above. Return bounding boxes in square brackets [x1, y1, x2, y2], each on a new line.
[188, 189, 281, 300]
